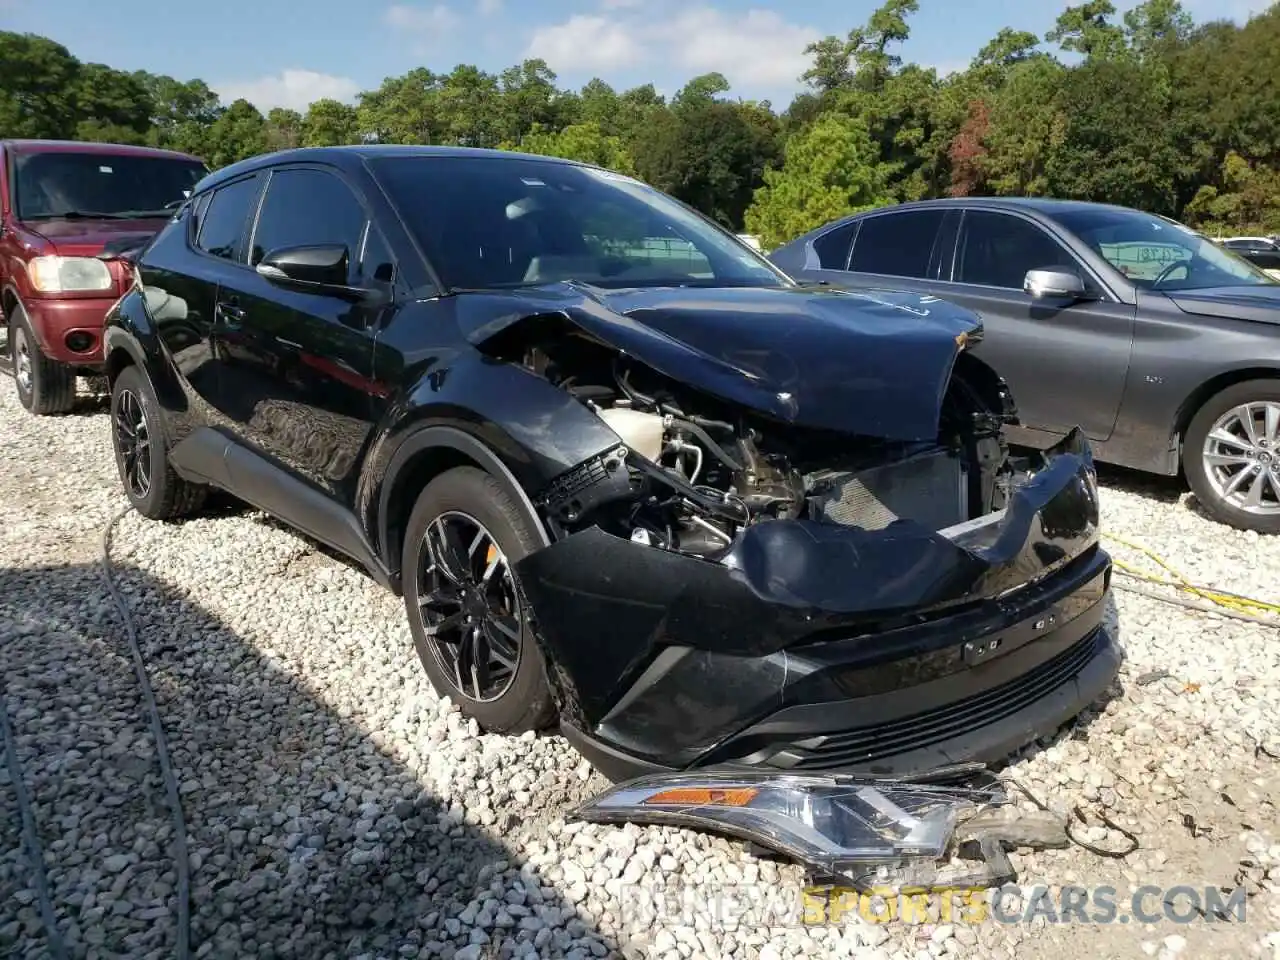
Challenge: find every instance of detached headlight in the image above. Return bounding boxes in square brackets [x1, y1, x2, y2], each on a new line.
[571, 773, 1002, 874]
[28, 256, 114, 293]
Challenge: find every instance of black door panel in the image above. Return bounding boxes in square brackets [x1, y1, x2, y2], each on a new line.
[207, 165, 387, 505]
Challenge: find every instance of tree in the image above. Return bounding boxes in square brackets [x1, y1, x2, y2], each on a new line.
[0, 32, 83, 138]
[1123, 0, 1193, 57]
[507, 122, 636, 173]
[302, 99, 358, 146]
[979, 57, 1068, 195]
[265, 108, 303, 151]
[633, 97, 780, 229]
[1046, 1, 1128, 59]
[947, 100, 991, 197]
[1184, 152, 1280, 235]
[744, 113, 894, 250]
[205, 99, 268, 167]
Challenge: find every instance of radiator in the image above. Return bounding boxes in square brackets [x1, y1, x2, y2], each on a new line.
[808, 449, 969, 532]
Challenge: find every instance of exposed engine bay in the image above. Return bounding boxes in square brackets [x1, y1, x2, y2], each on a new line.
[514, 329, 1022, 558]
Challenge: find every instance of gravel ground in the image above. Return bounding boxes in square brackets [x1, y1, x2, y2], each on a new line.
[1, 378, 1278, 960]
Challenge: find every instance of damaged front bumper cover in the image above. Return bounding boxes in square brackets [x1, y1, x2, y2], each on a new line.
[571, 770, 1070, 890]
[517, 429, 1119, 782]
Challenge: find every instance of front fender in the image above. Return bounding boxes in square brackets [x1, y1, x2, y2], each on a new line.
[103, 288, 190, 418]
[362, 352, 625, 572]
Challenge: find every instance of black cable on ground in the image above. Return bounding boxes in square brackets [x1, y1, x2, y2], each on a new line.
[0, 680, 69, 960]
[101, 504, 192, 960]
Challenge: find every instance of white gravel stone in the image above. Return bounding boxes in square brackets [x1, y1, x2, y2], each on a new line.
[1, 384, 1279, 960]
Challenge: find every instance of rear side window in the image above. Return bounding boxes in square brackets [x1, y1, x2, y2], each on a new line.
[195, 176, 261, 262]
[811, 220, 858, 270]
[249, 168, 367, 273]
[848, 210, 945, 278]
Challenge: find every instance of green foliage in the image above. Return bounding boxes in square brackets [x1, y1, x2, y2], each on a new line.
[744, 113, 894, 250]
[504, 122, 636, 174]
[1, 0, 1277, 243]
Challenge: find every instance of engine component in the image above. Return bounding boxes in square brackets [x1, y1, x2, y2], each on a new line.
[598, 407, 665, 462]
[808, 448, 969, 532]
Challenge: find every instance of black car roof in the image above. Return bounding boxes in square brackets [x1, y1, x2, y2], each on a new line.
[194, 144, 589, 194]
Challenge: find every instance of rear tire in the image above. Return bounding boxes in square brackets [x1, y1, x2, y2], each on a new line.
[110, 365, 207, 521]
[11, 304, 75, 415]
[1184, 379, 1280, 534]
[402, 466, 556, 733]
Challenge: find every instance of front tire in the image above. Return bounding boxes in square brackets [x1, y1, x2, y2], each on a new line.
[1185, 379, 1280, 534]
[10, 305, 75, 415]
[402, 466, 556, 733]
[110, 365, 207, 521]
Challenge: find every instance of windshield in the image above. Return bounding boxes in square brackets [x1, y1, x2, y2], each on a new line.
[369, 155, 791, 291]
[1053, 207, 1275, 290]
[14, 151, 208, 221]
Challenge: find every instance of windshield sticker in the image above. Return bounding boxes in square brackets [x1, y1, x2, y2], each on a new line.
[520, 178, 546, 187]
[98, 165, 114, 174]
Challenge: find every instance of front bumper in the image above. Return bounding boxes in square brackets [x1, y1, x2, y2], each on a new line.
[515, 429, 1117, 781]
[23, 296, 116, 365]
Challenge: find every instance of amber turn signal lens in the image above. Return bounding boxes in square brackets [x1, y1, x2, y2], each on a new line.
[642, 787, 758, 807]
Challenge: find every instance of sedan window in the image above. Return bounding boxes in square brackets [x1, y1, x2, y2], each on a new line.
[1053, 208, 1274, 290]
[847, 210, 945, 278]
[368, 155, 789, 291]
[955, 211, 1078, 289]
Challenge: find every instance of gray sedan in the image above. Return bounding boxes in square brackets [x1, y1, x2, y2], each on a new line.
[770, 198, 1280, 533]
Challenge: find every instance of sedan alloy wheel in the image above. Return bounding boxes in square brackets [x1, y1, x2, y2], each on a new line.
[1201, 401, 1280, 516]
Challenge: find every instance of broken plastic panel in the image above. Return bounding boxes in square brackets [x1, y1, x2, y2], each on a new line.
[571, 773, 1007, 875]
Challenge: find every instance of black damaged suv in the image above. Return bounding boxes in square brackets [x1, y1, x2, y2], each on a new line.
[104, 146, 1118, 781]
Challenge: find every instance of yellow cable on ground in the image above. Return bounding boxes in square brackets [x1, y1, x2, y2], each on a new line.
[1101, 532, 1280, 620]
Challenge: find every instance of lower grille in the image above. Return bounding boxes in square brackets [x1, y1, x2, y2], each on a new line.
[784, 629, 1103, 769]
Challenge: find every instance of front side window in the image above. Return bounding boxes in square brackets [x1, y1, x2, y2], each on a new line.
[13, 151, 207, 220]
[249, 168, 367, 277]
[1053, 208, 1275, 289]
[368, 156, 790, 291]
[195, 176, 262, 263]
[956, 211, 1078, 289]
[847, 210, 945, 279]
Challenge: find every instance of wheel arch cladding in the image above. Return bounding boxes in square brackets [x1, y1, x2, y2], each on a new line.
[378, 426, 552, 582]
[1174, 367, 1280, 462]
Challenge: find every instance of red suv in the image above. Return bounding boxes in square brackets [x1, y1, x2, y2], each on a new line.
[1, 140, 207, 414]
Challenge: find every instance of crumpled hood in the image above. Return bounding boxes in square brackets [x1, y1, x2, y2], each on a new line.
[461, 283, 983, 443]
[1160, 284, 1280, 325]
[23, 217, 168, 257]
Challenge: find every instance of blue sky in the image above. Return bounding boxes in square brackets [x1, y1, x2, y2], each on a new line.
[1, 0, 1274, 112]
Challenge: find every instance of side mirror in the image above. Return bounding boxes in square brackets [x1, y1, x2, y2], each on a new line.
[257, 243, 358, 293]
[1024, 267, 1088, 301]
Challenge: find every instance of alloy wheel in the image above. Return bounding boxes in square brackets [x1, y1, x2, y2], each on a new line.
[1201, 400, 1280, 516]
[416, 510, 522, 702]
[13, 325, 32, 394]
[114, 389, 152, 500]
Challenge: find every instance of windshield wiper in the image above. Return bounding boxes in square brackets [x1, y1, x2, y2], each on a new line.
[24, 210, 137, 221]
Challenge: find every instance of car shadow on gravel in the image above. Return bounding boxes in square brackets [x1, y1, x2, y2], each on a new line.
[0, 560, 615, 960]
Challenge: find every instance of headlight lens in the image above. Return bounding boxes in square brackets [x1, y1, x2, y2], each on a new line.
[28, 256, 114, 293]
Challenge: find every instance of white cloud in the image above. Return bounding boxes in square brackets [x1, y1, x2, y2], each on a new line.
[524, 4, 819, 101]
[385, 3, 461, 50]
[216, 69, 360, 112]
[599, 0, 643, 8]
[526, 15, 647, 72]
[478, 0, 501, 14]
[657, 8, 817, 92]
